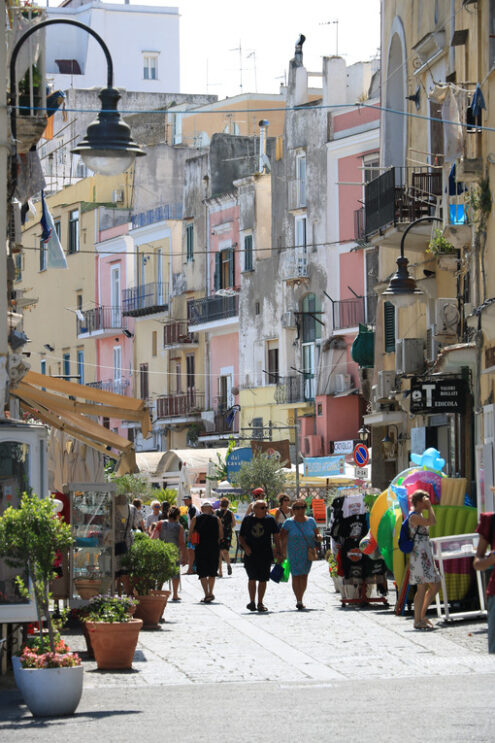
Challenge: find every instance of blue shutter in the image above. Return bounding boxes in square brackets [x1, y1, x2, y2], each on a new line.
[214, 252, 222, 290]
[228, 248, 235, 287]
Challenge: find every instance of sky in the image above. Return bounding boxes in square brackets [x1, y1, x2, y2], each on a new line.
[45, 0, 381, 100]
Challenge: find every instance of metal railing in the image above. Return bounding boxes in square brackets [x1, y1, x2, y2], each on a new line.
[86, 378, 131, 395]
[364, 167, 442, 237]
[156, 391, 204, 419]
[283, 250, 308, 281]
[76, 306, 122, 335]
[122, 282, 168, 316]
[163, 320, 198, 346]
[131, 203, 183, 229]
[274, 374, 313, 404]
[188, 294, 238, 325]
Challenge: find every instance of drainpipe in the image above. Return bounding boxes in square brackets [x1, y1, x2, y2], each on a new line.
[258, 120, 269, 174]
[0, 16, 9, 414]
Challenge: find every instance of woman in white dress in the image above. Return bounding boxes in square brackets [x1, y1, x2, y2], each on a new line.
[408, 490, 441, 630]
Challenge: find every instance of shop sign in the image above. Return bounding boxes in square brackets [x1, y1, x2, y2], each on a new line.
[333, 440, 354, 455]
[410, 378, 466, 414]
[304, 455, 345, 477]
[251, 439, 291, 466]
[226, 447, 253, 478]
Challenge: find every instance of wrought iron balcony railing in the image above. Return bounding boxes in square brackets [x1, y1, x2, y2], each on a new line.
[163, 320, 198, 347]
[188, 294, 238, 326]
[86, 378, 131, 395]
[156, 391, 204, 419]
[122, 282, 168, 317]
[274, 374, 314, 404]
[330, 295, 378, 330]
[76, 306, 122, 336]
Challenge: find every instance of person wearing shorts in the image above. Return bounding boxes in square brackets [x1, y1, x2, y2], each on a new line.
[239, 500, 281, 612]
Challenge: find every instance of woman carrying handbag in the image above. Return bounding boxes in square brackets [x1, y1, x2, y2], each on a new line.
[279, 498, 322, 610]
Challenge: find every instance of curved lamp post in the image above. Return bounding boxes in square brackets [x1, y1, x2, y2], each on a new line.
[382, 215, 442, 305]
[9, 18, 145, 180]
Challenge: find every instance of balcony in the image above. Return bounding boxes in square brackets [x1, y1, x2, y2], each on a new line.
[188, 294, 238, 328]
[131, 203, 182, 229]
[364, 167, 442, 241]
[76, 306, 123, 338]
[122, 282, 168, 317]
[282, 250, 309, 283]
[163, 321, 198, 348]
[330, 295, 378, 330]
[274, 375, 314, 404]
[288, 178, 307, 210]
[86, 378, 131, 395]
[156, 391, 204, 420]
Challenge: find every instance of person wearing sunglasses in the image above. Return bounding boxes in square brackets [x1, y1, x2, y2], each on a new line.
[279, 498, 321, 610]
[274, 493, 292, 528]
[239, 500, 281, 612]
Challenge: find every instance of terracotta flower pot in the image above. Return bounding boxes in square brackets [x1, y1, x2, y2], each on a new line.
[74, 578, 102, 600]
[85, 618, 143, 670]
[82, 622, 94, 659]
[134, 590, 170, 628]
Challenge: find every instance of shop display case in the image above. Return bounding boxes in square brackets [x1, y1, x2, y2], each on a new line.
[68, 483, 117, 603]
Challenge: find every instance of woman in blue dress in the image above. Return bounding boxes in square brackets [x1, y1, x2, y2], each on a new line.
[280, 498, 322, 610]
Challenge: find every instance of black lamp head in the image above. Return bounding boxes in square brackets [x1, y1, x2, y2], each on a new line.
[406, 86, 421, 110]
[122, 328, 134, 338]
[72, 87, 145, 176]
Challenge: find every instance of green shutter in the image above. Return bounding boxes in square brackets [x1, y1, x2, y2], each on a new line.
[244, 235, 253, 270]
[214, 252, 222, 290]
[384, 301, 396, 353]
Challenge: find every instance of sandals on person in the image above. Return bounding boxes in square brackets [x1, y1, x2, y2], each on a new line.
[257, 603, 268, 612]
[171, 597, 181, 602]
[246, 601, 256, 611]
[227, 565, 232, 576]
[296, 602, 306, 611]
[204, 594, 215, 603]
[414, 621, 434, 631]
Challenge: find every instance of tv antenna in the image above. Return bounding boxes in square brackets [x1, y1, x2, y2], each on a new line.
[319, 19, 339, 56]
[247, 50, 257, 93]
[230, 40, 245, 93]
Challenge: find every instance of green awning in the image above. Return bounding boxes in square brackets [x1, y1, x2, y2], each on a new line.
[351, 324, 375, 368]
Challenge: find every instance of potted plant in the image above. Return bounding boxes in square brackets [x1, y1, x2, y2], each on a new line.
[122, 533, 178, 628]
[0, 493, 83, 717]
[427, 228, 459, 270]
[18, 64, 42, 115]
[74, 569, 103, 600]
[82, 594, 141, 669]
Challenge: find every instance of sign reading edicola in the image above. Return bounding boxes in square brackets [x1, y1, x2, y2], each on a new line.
[410, 378, 466, 414]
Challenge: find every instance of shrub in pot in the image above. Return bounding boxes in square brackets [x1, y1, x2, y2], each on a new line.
[83, 594, 141, 670]
[122, 533, 178, 628]
[0, 493, 82, 717]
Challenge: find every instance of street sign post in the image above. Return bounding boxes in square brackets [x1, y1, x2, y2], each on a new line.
[353, 443, 369, 467]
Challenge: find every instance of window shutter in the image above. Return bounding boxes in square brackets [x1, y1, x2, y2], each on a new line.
[228, 248, 235, 287]
[384, 301, 396, 352]
[244, 235, 253, 270]
[214, 252, 221, 290]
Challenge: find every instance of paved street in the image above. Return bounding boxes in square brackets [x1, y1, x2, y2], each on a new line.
[1, 561, 494, 741]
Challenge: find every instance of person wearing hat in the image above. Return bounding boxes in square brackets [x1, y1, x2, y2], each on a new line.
[184, 494, 201, 575]
[189, 502, 223, 603]
[246, 487, 265, 516]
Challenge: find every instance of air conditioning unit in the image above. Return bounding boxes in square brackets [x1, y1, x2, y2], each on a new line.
[435, 298, 459, 336]
[395, 338, 425, 375]
[426, 325, 445, 363]
[281, 310, 296, 328]
[332, 373, 351, 394]
[112, 188, 124, 203]
[377, 370, 396, 400]
[303, 435, 323, 457]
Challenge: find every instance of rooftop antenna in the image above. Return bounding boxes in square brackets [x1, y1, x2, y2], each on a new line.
[230, 40, 244, 93]
[247, 50, 257, 93]
[319, 19, 339, 56]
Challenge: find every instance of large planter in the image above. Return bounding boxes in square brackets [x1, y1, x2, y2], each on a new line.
[12, 658, 83, 717]
[134, 590, 170, 628]
[85, 618, 143, 670]
[74, 578, 102, 600]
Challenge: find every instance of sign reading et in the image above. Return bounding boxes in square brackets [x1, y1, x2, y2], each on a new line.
[410, 378, 466, 414]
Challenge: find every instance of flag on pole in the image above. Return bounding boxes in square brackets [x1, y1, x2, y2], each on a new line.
[40, 191, 67, 269]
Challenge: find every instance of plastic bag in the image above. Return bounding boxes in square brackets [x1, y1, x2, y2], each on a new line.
[281, 559, 290, 582]
[270, 562, 283, 583]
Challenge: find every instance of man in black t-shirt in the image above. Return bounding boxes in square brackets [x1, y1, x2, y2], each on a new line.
[239, 500, 281, 612]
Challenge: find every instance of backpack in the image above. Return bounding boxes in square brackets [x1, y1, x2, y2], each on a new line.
[398, 516, 418, 554]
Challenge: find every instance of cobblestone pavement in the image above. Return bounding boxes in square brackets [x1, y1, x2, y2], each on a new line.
[63, 561, 495, 688]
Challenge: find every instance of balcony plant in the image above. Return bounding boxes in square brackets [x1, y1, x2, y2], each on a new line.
[427, 229, 459, 270]
[121, 532, 178, 627]
[0, 493, 83, 717]
[82, 594, 141, 669]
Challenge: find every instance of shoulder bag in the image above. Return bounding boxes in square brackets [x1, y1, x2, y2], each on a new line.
[295, 520, 318, 561]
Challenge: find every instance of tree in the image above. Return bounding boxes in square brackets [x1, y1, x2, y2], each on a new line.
[232, 452, 287, 504]
[0, 493, 73, 653]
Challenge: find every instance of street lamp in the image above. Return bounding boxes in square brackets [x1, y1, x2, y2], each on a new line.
[382, 215, 442, 307]
[9, 19, 145, 181]
[358, 424, 370, 444]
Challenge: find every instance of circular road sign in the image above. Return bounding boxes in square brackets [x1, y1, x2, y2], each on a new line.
[353, 443, 369, 467]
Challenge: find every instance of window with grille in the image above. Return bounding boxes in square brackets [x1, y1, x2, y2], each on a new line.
[384, 301, 396, 352]
[186, 223, 194, 261]
[244, 234, 253, 271]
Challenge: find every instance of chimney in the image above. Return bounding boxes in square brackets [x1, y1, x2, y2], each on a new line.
[288, 34, 308, 107]
[258, 120, 270, 174]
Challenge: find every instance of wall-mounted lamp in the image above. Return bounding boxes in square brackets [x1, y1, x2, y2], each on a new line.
[381, 424, 409, 460]
[122, 328, 134, 338]
[44, 344, 55, 352]
[358, 424, 370, 444]
[382, 215, 442, 308]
